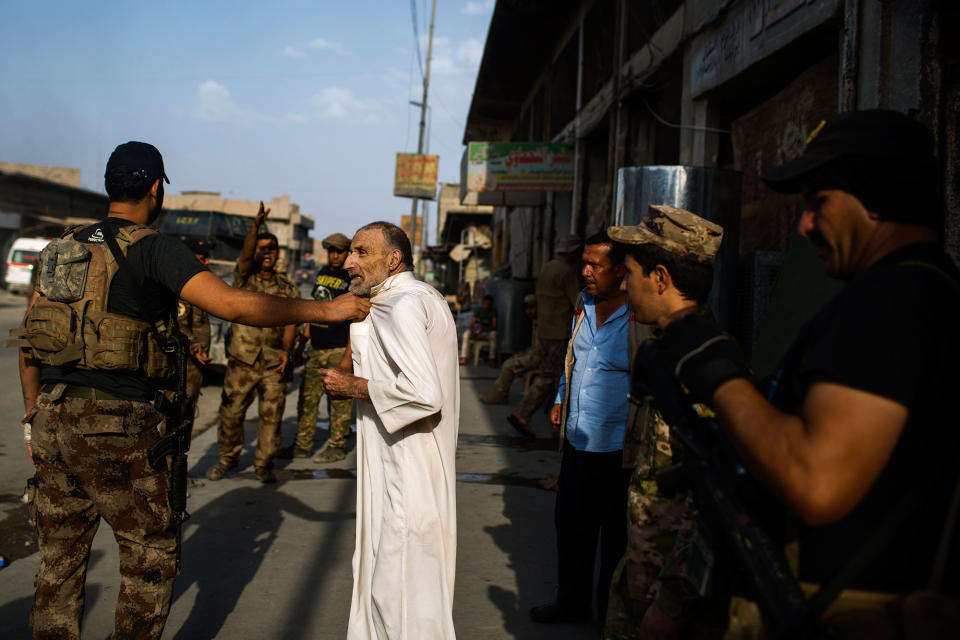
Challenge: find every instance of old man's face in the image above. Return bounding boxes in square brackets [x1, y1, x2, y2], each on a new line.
[344, 228, 392, 297]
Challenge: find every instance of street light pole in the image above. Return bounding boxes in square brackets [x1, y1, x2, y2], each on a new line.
[409, 0, 436, 266]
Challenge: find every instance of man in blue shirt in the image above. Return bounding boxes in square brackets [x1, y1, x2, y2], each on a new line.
[531, 230, 633, 629]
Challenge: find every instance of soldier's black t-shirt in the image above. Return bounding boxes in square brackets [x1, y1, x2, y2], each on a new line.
[308, 265, 351, 350]
[769, 242, 960, 593]
[41, 217, 209, 400]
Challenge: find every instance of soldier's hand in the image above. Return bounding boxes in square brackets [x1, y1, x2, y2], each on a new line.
[655, 313, 752, 404]
[190, 343, 212, 365]
[325, 293, 370, 323]
[274, 351, 289, 375]
[254, 200, 271, 227]
[549, 403, 562, 429]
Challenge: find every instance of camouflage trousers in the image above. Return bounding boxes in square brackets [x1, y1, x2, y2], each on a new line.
[29, 384, 177, 640]
[295, 346, 352, 451]
[217, 355, 288, 469]
[510, 338, 567, 421]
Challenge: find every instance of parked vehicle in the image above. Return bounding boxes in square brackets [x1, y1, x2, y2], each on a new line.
[4, 237, 51, 295]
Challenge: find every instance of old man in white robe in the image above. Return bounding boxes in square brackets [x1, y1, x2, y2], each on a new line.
[322, 221, 459, 640]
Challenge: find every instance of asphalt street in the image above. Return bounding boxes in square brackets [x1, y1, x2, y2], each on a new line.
[0, 291, 594, 639]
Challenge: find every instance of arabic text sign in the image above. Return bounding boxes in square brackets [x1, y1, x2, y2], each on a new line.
[466, 142, 574, 192]
[394, 153, 439, 199]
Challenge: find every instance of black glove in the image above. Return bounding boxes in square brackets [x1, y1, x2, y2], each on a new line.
[653, 313, 752, 404]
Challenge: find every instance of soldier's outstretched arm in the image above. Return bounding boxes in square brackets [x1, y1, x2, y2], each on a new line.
[180, 271, 369, 327]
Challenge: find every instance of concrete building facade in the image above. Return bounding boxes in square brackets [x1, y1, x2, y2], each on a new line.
[463, 0, 958, 350]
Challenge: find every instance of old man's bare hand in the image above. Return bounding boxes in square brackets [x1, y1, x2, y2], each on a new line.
[321, 367, 369, 400]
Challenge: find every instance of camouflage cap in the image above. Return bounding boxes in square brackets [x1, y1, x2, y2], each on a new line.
[608, 204, 723, 265]
[322, 232, 351, 251]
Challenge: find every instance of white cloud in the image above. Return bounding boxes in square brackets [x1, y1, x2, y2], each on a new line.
[428, 37, 459, 76]
[462, 0, 494, 16]
[193, 80, 243, 123]
[456, 38, 483, 68]
[283, 45, 306, 58]
[308, 38, 345, 54]
[192, 80, 309, 126]
[312, 87, 388, 125]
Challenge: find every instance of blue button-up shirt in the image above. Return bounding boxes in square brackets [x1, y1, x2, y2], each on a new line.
[554, 290, 631, 452]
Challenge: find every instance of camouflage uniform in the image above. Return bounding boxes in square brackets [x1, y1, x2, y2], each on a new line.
[176, 299, 210, 404]
[295, 346, 352, 451]
[29, 384, 177, 640]
[508, 338, 567, 420]
[216, 265, 299, 469]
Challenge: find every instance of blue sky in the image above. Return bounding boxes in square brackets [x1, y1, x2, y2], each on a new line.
[0, 0, 495, 244]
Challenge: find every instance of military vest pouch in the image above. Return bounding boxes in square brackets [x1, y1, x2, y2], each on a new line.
[10, 224, 172, 380]
[85, 310, 145, 370]
[17, 299, 79, 362]
[37, 237, 91, 302]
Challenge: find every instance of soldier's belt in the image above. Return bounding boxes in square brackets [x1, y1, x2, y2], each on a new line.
[41, 384, 126, 402]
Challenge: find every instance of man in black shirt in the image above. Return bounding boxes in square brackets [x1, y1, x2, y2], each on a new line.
[279, 231, 354, 462]
[15, 141, 369, 640]
[650, 111, 960, 634]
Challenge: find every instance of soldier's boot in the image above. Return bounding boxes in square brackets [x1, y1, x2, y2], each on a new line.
[313, 447, 346, 463]
[255, 466, 277, 484]
[479, 388, 508, 404]
[206, 460, 236, 481]
[276, 444, 312, 459]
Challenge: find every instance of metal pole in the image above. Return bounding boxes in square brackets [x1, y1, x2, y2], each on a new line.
[409, 0, 437, 267]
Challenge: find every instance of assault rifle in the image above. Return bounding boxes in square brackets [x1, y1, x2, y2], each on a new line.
[635, 340, 831, 640]
[146, 323, 192, 573]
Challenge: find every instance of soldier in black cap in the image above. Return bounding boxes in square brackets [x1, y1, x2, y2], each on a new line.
[647, 110, 960, 635]
[279, 231, 355, 462]
[14, 141, 369, 639]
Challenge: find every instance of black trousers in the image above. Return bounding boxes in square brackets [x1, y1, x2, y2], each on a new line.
[554, 439, 633, 621]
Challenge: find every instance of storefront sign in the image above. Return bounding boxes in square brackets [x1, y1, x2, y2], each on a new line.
[465, 142, 573, 192]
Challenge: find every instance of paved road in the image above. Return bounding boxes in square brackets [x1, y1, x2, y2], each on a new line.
[0, 296, 594, 639]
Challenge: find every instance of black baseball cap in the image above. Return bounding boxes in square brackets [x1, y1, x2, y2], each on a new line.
[105, 141, 170, 184]
[761, 110, 936, 194]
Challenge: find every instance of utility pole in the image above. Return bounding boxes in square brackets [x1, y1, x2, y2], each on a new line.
[409, 0, 436, 266]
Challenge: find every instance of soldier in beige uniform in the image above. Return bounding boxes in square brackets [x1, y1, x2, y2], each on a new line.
[207, 203, 300, 484]
[177, 239, 213, 420]
[481, 235, 580, 440]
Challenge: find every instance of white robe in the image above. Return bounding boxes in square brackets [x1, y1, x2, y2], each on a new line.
[347, 271, 459, 640]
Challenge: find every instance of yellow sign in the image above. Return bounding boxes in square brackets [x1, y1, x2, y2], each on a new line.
[394, 153, 439, 200]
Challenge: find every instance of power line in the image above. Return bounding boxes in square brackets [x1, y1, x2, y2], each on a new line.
[410, 0, 424, 79]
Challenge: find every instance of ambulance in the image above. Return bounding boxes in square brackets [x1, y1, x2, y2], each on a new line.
[4, 237, 51, 295]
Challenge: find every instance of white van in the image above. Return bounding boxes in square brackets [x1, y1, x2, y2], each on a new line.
[4, 237, 51, 295]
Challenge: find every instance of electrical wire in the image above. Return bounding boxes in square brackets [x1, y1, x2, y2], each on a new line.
[644, 100, 730, 134]
[410, 0, 424, 79]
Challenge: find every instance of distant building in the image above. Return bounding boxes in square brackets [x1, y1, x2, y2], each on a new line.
[162, 191, 314, 274]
